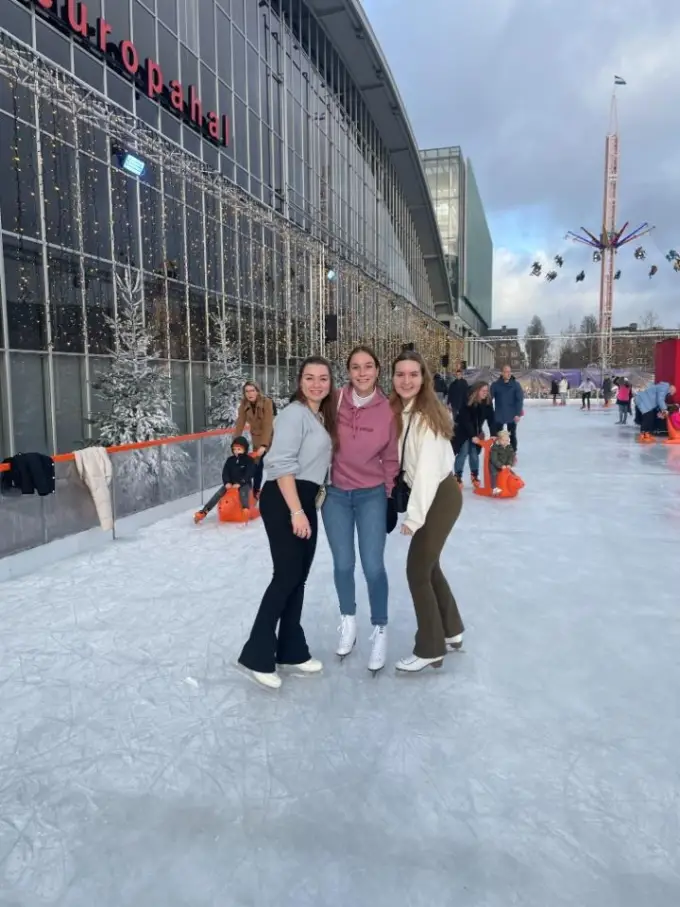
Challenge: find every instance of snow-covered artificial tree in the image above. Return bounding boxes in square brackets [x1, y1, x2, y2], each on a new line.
[207, 313, 248, 427]
[91, 268, 178, 445]
[90, 267, 189, 512]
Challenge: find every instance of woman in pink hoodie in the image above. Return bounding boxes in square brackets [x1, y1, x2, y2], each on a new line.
[322, 346, 400, 674]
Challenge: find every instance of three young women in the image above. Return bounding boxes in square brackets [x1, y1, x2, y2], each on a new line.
[390, 352, 465, 672]
[322, 346, 399, 673]
[238, 357, 336, 689]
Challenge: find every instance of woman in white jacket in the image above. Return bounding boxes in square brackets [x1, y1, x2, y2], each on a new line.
[390, 351, 465, 672]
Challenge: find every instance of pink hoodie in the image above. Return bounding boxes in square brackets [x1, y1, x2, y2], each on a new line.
[331, 387, 399, 493]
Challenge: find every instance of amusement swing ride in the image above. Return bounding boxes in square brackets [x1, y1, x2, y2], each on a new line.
[530, 76, 680, 369]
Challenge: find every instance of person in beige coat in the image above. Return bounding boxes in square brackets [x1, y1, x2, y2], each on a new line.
[233, 382, 275, 496]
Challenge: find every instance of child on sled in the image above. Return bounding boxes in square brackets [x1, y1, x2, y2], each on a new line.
[489, 429, 516, 496]
[194, 436, 255, 523]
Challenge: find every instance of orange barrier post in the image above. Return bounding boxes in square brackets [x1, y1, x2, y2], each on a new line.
[473, 439, 525, 500]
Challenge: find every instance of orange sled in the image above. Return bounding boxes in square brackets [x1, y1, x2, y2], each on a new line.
[218, 487, 261, 523]
[664, 415, 680, 445]
[473, 439, 525, 499]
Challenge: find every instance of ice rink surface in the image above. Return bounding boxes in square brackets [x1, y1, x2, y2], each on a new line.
[1, 403, 679, 906]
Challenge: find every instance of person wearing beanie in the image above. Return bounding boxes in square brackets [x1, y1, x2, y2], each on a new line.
[194, 436, 255, 522]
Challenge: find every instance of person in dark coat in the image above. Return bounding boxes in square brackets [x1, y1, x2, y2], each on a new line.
[194, 436, 255, 522]
[446, 367, 469, 418]
[453, 381, 496, 487]
[491, 365, 524, 453]
[550, 378, 559, 405]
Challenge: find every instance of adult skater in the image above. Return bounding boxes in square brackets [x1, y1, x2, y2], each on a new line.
[491, 365, 523, 453]
[233, 382, 275, 498]
[550, 378, 559, 405]
[238, 357, 336, 689]
[634, 381, 675, 442]
[390, 351, 464, 672]
[322, 345, 399, 673]
[578, 376, 597, 410]
[453, 381, 496, 487]
[446, 366, 468, 419]
[558, 376, 569, 406]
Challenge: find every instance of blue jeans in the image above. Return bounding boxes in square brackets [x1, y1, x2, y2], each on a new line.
[322, 484, 389, 626]
[454, 440, 480, 477]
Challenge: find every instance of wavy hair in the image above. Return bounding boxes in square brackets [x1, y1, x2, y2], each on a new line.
[389, 351, 453, 440]
[292, 356, 339, 447]
[467, 381, 491, 406]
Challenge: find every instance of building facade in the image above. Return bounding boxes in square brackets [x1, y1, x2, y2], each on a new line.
[0, 0, 457, 458]
[420, 145, 493, 367]
[484, 326, 524, 371]
[611, 324, 678, 371]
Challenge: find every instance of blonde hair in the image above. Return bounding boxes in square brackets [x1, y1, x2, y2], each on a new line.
[389, 351, 453, 440]
[496, 429, 511, 442]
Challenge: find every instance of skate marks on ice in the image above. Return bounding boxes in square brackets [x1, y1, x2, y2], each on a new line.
[2, 405, 680, 905]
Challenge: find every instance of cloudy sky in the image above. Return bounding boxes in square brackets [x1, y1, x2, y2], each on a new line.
[363, 0, 680, 336]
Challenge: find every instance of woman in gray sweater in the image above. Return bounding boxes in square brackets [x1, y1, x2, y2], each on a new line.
[238, 356, 337, 689]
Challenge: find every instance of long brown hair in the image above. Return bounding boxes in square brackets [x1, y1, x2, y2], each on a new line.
[389, 351, 453, 440]
[467, 381, 491, 406]
[242, 380, 262, 407]
[292, 355, 338, 447]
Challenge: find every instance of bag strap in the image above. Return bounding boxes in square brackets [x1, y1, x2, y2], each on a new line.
[400, 412, 413, 472]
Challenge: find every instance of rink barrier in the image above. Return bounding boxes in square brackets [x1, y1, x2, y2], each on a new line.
[0, 429, 236, 563]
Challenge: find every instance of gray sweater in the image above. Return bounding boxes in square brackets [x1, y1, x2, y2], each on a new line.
[265, 401, 332, 485]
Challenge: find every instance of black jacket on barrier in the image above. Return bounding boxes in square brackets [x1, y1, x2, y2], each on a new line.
[1, 453, 56, 496]
[453, 402, 496, 454]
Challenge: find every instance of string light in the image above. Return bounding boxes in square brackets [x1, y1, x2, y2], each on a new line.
[0, 30, 458, 386]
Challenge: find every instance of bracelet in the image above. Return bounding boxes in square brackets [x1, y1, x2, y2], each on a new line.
[291, 509, 304, 516]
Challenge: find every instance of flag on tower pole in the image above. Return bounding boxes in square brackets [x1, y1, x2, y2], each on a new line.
[614, 75, 626, 85]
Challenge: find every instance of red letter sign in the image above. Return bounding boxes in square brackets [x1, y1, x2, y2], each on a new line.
[66, 0, 89, 36]
[146, 59, 164, 99]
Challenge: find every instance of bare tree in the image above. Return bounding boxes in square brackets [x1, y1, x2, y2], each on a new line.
[524, 315, 551, 368]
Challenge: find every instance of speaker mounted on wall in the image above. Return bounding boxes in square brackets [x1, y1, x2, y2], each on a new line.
[324, 313, 338, 342]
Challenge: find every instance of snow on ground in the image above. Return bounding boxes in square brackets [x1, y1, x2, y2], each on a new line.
[1, 404, 679, 907]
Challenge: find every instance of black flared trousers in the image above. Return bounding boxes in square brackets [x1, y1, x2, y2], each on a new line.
[239, 479, 319, 673]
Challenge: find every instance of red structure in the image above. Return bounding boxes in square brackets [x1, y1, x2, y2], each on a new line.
[655, 339, 680, 402]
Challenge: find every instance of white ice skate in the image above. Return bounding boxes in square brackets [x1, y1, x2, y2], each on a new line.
[336, 615, 357, 657]
[279, 658, 323, 674]
[395, 655, 444, 673]
[242, 668, 282, 689]
[445, 633, 463, 652]
[367, 626, 387, 675]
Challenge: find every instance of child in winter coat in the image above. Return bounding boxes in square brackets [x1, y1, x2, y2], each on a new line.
[194, 436, 255, 523]
[489, 429, 515, 495]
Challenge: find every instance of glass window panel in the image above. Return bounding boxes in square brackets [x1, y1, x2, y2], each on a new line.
[111, 169, 140, 267]
[103, 0, 130, 37]
[233, 30, 246, 99]
[168, 284, 188, 358]
[53, 354, 85, 453]
[140, 184, 164, 274]
[158, 24, 180, 75]
[216, 11, 232, 87]
[1, 1, 31, 44]
[249, 111, 261, 180]
[199, 2, 217, 70]
[191, 360, 207, 431]
[84, 262, 114, 355]
[145, 275, 170, 359]
[157, 0, 179, 33]
[247, 44, 260, 114]
[188, 289, 206, 360]
[186, 206, 205, 286]
[0, 115, 40, 240]
[48, 250, 85, 354]
[133, 1, 157, 56]
[74, 48, 105, 94]
[233, 97, 248, 170]
[42, 136, 78, 251]
[3, 238, 47, 351]
[35, 21, 70, 71]
[232, 0, 245, 33]
[10, 352, 51, 454]
[170, 361, 188, 432]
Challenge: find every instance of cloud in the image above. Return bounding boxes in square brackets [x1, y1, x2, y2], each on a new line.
[362, 0, 680, 331]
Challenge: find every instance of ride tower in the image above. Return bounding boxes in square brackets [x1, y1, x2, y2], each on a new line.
[566, 81, 653, 369]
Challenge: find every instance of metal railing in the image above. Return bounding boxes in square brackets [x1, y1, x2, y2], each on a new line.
[0, 430, 233, 561]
